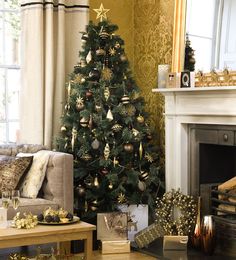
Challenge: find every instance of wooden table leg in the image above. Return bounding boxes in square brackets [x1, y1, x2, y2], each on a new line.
[84, 231, 93, 260]
[58, 241, 71, 255]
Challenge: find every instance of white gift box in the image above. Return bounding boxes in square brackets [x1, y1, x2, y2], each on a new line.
[118, 204, 148, 241]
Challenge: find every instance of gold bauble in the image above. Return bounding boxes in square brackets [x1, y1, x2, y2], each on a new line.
[76, 96, 84, 111]
[99, 30, 109, 40]
[137, 115, 145, 124]
[112, 124, 122, 132]
[61, 125, 67, 132]
[90, 200, 98, 211]
[108, 182, 113, 189]
[139, 171, 149, 181]
[94, 175, 99, 187]
[95, 104, 102, 112]
[121, 94, 130, 104]
[120, 54, 127, 62]
[96, 48, 106, 56]
[123, 143, 134, 153]
[80, 117, 89, 127]
[138, 180, 146, 191]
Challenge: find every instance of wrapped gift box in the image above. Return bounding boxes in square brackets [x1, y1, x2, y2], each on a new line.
[101, 240, 130, 254]
[163, 235, 188, 251]
[118, 204, 148, 241]
[97, 212, 128, 241]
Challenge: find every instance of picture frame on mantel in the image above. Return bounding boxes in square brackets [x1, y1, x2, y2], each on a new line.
[172, 0, 236, 87]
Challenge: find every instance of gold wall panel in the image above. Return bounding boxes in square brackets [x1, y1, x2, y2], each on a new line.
[134, 0, 174, 161]
[90, 1, 134, 68]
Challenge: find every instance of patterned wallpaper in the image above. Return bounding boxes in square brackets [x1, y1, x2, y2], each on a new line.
[90, 0, 175, 162]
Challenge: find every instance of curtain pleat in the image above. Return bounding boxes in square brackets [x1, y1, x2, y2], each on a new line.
[20, 0, 89, 148]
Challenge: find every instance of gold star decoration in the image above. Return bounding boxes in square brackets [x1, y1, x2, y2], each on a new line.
[117, 193, 126, 204]
[145, 152, 154, 163]
[74, 74, 85, 84]
[93, 3, 110, 22]
[109, 47, 116, 56]
[101, 67, 113, 81]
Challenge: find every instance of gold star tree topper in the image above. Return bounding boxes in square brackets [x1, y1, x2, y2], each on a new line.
[93, 3, 110, 21]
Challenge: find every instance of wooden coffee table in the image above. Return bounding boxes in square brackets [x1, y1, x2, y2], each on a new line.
[0, 221, 96, 259]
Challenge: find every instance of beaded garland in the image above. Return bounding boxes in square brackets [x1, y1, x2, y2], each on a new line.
[155, 189, 197, 236]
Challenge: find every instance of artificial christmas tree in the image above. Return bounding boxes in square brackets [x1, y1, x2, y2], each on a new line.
[184, 33, 195, 71]
[57, 4, 163, 221]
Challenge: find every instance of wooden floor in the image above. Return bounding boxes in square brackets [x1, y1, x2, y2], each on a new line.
[91, 251, 156, 259]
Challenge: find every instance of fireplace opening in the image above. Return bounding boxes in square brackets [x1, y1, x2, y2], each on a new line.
[200, 144, 236, 185]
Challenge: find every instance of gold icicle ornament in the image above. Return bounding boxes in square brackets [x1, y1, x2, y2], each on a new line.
[67, 81, 71, 101]
[139, 141, 143, 160]
[104, 143, 110, 160]
[104, 87, 110, 101]
[71, 127, 77, 152]
[86, 50, 92, 63]
[106, 108, 113, 121]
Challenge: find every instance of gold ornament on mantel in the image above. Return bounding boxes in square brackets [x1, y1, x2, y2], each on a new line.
[93, 3, 110, 22]
[9, 253, 29, 260]
[12, 212, 38, 229]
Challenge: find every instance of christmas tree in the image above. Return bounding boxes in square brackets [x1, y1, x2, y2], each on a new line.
[184, 33, 195, 71]
[57, 4, 163, 220]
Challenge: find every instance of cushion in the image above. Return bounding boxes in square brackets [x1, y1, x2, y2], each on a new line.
[18, 150, 50, 199]
[0, 157, 33, 193]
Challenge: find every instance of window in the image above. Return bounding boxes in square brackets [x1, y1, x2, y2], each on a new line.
[0, 0, 20, 144]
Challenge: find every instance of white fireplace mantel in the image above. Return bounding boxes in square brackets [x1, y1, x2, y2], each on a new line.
[152, 86, 236, 194]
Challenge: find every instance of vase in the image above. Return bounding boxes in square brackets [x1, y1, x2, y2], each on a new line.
[191, 196, 201, 249]
[201, 215, 216, 255]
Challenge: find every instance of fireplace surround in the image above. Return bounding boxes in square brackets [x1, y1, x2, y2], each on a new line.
[152, 86, 236, 195]
[153, 86, 236, 255]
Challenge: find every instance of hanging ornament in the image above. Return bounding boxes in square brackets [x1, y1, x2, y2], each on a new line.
[121, 94, 130, 104]
[108, 182, 113, 189]
[71, 127, 77, 152]
[76, 96, 84, 111]
[93, 175, 99, 187]
[86, 89, 93, 98]
[88, 115, 93, 129]
[64, 103, 70, 112]
[90, 200, 98, 211]
[101, 67, 113, 81]
[137, 115, 145, 124]
[80, 117, 89, 127]
[139, 141, 143, 159]
[81, 153, 92, 161]
[132, 128, 139, 138]
[109, 47, 116, 56]
[124, 142, 134, 153]
[95, 104, 102, 112]
[80, 58, 86, 67]
[100, 168, 109, 176]
[67, 81, 71, 100]
[104, 143, 110, 160]
[74, 74, 85, 84]
[99, 29, 110, 40]
[115, 42, 121, 49]
[81, 33, 88, 43]
[88, 68, 100, 81]
[91, 138, 100, 150]
[132, 91, 140, 100]
[139, 170, 149, 181]
[86, 50, 92, 63]
[96, 48, 106, 56]
[113, 157, 119, 167]
[76, 184, 85, 197]
[145, 152, 154, 163]
[112, 123, 122, 132]
[120, 54, 127, 62]
[84, 175, 93, 186]
[104, 87, 110, 101]
[84, 201, 88, 212]
[106, 108, 113, 121]
[64, 137, 69, 149]
[126, 104, 136, 116]
[117, 193, 126, 204]
[138, 180, 146, 192]
[61, 125, 67, 132]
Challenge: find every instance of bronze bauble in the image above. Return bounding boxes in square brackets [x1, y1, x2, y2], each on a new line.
[123, 143, 134, 153]
[100, 168, 109, 176]
[86, 90, 93, 98]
